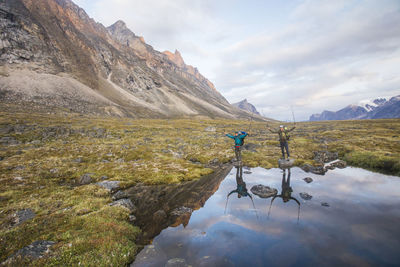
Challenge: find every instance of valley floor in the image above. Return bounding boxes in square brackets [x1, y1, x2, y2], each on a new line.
[0, 107, 399, 265]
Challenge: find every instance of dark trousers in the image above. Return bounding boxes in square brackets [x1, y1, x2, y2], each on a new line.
[235, 146, 242, 161]
[280, 141, 290, 158]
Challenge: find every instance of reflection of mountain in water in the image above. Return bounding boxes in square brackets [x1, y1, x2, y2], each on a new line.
[123, 165, 231, 245]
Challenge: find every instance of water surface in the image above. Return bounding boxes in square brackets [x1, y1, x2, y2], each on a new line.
[133, 166, 400, 266]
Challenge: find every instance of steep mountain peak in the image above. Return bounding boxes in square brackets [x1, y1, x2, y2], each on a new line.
[233, 99, 260, 115]
[108, 20, 129, 32]
[163, 49, 185, 68]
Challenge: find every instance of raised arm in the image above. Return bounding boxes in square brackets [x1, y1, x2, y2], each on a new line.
[225, 133, 235, 139]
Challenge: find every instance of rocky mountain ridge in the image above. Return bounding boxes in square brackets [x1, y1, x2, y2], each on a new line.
[310, 95, 400, 121]
[232, 99, 260, 116]
[0, 0, 256, 119]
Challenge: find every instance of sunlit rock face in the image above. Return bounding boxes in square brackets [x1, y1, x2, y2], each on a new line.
[0, 0, 251, 119]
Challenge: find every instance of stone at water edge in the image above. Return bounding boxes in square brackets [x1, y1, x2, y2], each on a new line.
[251, 184, 278, 198]
[278, 158, 295, 168]
[321, 202, 330, 207]
[303, 177, 313, 183]
[109, 198, 136, 213]
[130, 243, 167, 267]
[299, 192, 313, 200]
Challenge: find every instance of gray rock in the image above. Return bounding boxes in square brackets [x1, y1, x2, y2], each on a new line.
[109, 198, 136, 213]
[129, 215, 136, 222]
[204, 126, 216, 132]
[31, 140, 41, 145]
[301, 164, 326, 175]
[11, 209, 35, 226]
[250, 184, 278, 198]
[153, 210, 167, 222]
[112, 190, 128, 201]
[321, 202, 330, 207]
[0, 136, 19, 145]
[314, 151, 338, 163]
[49, 168, 59, 174]
[97, 181, 120, 192]
[3, 240, 55, 264]
[130, 243, 167, 267]
[278, 158, 295, 168]
[303, 177, 313, 183]
[243, 170, 252, 174]
[100, 175, 108, 180]
[299, 192, 313, 200]
[78, 173, 93, 185]
[165, 258, 189, 267]
[327, 160, 347, 169]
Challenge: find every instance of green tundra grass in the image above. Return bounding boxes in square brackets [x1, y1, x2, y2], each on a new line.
[0, 108, 399, 266]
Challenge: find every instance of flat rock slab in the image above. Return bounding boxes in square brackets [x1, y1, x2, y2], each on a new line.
[299, 192, 313, 200]
[97, 181, 120, 192]
[278, 158, 295, 168]
[251, 184, 278, 198]
[4, 240, 55, 264]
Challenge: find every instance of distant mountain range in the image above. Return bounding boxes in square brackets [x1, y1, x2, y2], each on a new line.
[310, 95, 400, 121]
[232, 99, 260, 116]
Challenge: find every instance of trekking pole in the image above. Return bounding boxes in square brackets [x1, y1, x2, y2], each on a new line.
[290, 106, 296, 126]
[248, 110, 254, 135]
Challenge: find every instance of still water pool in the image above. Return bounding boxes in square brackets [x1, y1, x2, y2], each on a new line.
[133, 166, 400, 266]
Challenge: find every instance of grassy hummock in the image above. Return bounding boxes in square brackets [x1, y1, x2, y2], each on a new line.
[0, 109, 399, 265]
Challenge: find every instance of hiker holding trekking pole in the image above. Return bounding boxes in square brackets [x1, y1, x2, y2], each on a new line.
[267, 125, 295, 160]
[225, 131, 248, 162]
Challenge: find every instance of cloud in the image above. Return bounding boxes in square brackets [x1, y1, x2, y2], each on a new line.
[74, 0, 400, 121]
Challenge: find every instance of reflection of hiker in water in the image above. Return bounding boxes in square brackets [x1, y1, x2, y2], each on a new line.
[225, 166, 258, 217]
[268, 125, 295, 160]
[228, 166, 252, 198]
[268, 168, 301, 221]
[225, 131, 248, 162]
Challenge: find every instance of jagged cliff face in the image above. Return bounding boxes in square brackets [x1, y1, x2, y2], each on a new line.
[0, 0, 248, 118]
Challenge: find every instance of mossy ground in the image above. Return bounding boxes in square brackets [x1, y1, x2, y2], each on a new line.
[0, 109, 399, 265]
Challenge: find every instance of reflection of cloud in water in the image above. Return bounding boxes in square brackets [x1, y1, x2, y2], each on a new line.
[147, 166, 400, 266]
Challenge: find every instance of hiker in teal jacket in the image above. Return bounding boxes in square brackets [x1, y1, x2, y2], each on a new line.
[225, 131, 248, 162]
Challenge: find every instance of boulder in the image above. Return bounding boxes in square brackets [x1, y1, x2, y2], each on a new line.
[11, 209, 35, 226]
[299, 192, 312, 200]
[3, 240, 55, 264]
[112, 190, 128, 201]
[303, 177, 313, 183]
[327, 160, 347, 169]
[250, 184, 278, 198]
[96, 181, 120, 192]
[78, 173, 93, 185]
[109, 198, 136, 213]
[314, 151, 338, 163]
[301, 164, 326, 175]
[278, 158, 295, 168]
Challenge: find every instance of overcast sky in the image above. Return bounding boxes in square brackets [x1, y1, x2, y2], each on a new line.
[74, 0, 400, 121]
